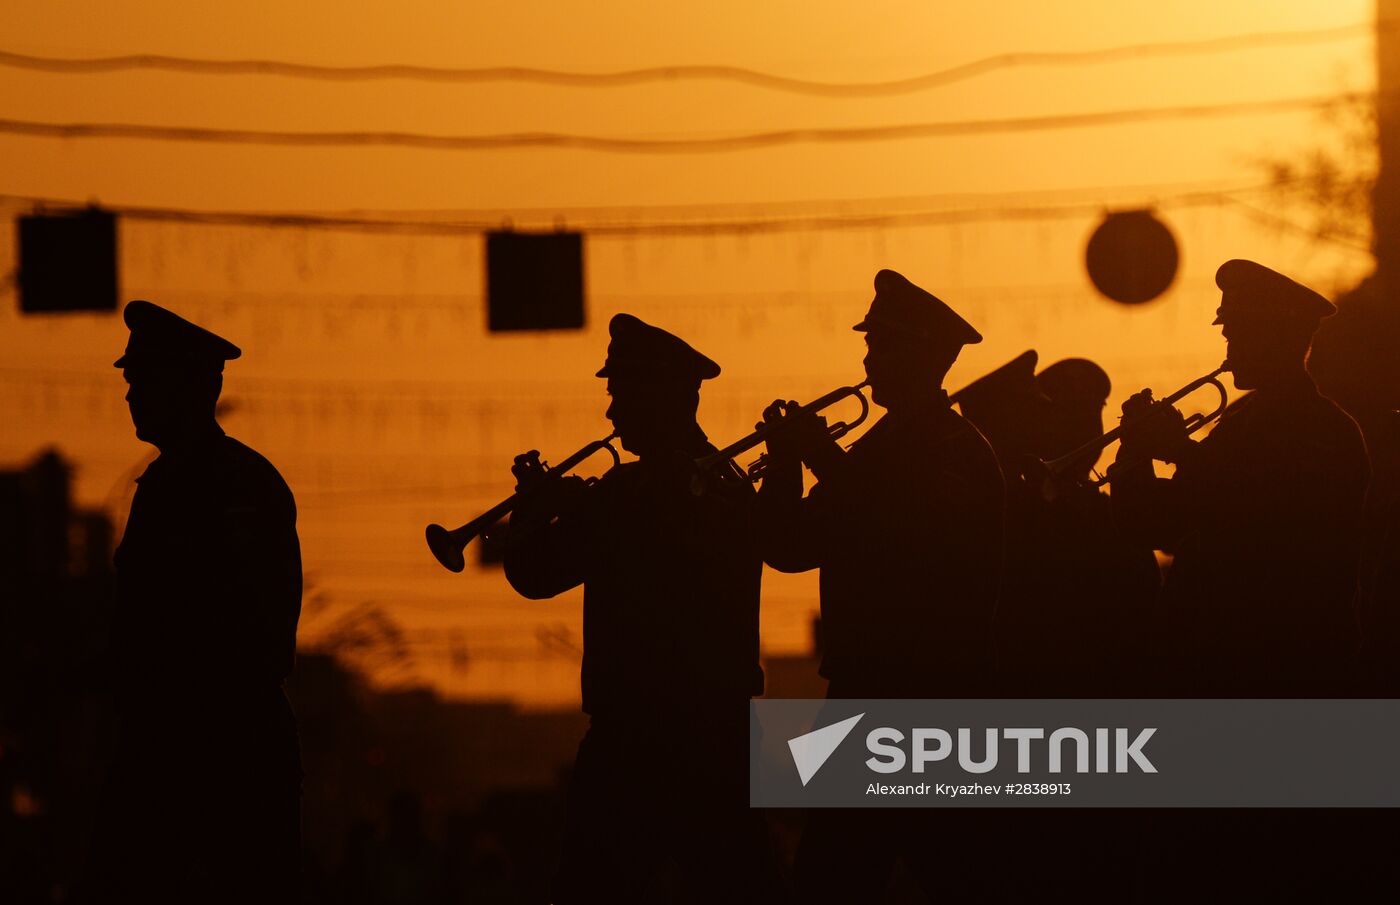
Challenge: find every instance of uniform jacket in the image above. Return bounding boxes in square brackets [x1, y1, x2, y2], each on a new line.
[113, 428, 301, 722]
[761, 397, 1005, 697]
[503, 439, 763, 717]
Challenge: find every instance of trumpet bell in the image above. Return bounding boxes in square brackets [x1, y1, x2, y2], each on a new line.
[425, 523, 468, 573]
[424, 432, 619, 573]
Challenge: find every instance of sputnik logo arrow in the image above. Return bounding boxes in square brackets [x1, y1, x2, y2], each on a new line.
[788, 713, 865, 786]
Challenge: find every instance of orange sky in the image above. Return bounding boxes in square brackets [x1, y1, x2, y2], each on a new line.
[0, 1, 1380, 706]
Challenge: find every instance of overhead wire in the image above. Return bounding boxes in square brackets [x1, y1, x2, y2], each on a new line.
[0, 174, 1284, 220]
[0, 178, 1340, 238]
[0, 22, 1376, 95]
[0, 92, 1367, 154]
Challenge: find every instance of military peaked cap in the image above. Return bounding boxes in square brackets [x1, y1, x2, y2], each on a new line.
[1213, 260, 1336, 326]
[595, 313, 720, 381]
[953, 350, 1042, 421]
[853, 269, 983, 346]
[113, 300, 241, 370]
[1036, 358, 1112, 409]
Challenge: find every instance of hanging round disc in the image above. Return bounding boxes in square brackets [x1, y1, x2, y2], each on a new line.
[1085, 209, 1179, 305]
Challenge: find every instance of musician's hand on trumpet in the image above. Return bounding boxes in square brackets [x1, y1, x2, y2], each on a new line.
[759, 400, 825, 463]
[1116, 389, 1192, 465]
[510, 450, 550, 492]
[509, 449, 589, 528]
[695, 382, 869, 484]
[759, 399, 845, 480]
[1040, 363, 1226, 490]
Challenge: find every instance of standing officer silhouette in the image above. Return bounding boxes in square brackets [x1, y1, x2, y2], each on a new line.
[502, 314, 773, 904]
[754, 270, 1004, 903]
[1110, 260, 1369, 697]
[1109, 261, 1372, 902]
[86, 302, 302, 904]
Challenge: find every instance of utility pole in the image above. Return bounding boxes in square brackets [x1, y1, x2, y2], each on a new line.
[1309, 0, 1400, 511]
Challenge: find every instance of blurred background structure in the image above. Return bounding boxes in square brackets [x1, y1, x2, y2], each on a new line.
[2, 1, 1395, 901]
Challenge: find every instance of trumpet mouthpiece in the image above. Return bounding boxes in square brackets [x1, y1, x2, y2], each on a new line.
[425, 523, 467, 573]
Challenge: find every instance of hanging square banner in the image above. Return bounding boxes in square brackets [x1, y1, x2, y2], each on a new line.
[486, 231, 585, 332]
[18, 208, 119, 313]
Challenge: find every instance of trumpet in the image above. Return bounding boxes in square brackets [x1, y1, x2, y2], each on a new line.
[698, 381, 871, 481]
[425, 434, 620, 573]
[1041, 361, 1230, 488]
